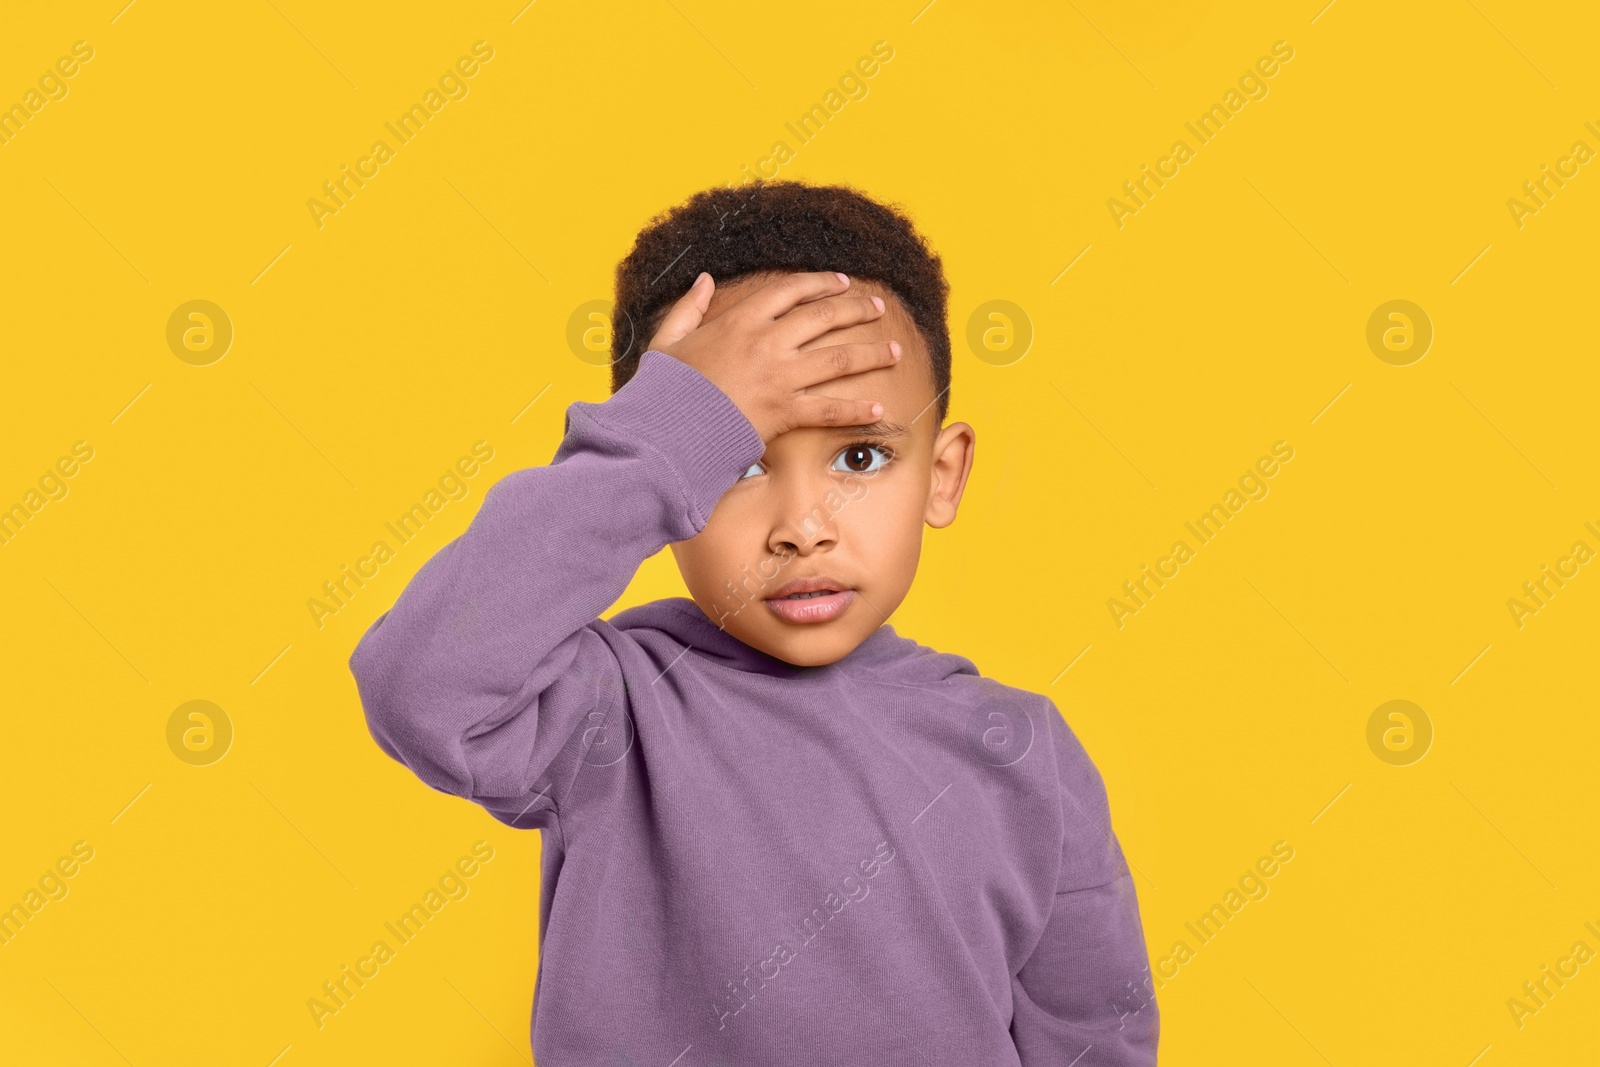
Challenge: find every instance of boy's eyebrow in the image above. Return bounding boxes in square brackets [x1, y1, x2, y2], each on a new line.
[829, 419, 912, 440]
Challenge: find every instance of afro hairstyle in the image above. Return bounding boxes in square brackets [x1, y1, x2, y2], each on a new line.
[610, 179, 952, 425]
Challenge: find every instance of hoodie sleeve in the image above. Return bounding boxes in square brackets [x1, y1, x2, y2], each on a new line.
[348, 349, 767, 828]
[1010, 708, 1159, 1065]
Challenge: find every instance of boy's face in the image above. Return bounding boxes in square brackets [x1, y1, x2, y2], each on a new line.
[668, 274, 976, 667]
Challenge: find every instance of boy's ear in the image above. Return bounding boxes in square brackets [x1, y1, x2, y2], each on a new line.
[924, 422, 975, 529]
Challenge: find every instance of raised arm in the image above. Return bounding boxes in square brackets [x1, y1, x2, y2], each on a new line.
[348, 348, 766, 827]
[349, 269, 902, 828]
[1010, 708, 1159, 1065]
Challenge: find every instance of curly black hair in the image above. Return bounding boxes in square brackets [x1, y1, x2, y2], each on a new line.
[611, 179, 952, 425]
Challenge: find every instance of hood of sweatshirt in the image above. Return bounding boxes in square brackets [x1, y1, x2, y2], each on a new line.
[607, 595, 979, 687]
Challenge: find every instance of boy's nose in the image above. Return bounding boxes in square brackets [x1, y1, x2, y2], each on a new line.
[766, 474, 840, 556]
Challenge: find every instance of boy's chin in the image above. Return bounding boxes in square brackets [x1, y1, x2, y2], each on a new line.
[752, 618, 878, 668]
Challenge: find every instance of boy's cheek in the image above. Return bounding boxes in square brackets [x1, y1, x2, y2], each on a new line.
[839, 473, 870, 501]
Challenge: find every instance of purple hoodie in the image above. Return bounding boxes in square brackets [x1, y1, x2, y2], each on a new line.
[349, 349, 1159, 1065]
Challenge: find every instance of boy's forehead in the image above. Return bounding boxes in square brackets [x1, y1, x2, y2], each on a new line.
[697, 273, 940, 437]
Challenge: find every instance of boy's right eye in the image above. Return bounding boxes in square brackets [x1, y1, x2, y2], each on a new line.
[738, 461, 766, 480]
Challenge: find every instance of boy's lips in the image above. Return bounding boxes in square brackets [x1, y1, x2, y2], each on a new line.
[764, 576, 854, 624]
[767, 576, 848, 599]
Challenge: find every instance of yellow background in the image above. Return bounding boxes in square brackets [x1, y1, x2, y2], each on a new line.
[3, 0, 1597, 1063]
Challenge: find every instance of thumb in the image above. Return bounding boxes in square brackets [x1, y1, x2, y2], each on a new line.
[649, 272, 714, 351]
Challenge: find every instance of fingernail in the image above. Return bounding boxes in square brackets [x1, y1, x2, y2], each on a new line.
[836, 272, 849, 285]
[872, 296, 884, 311]
[871, 403, 884, 417]
[890, 341, 902, 359]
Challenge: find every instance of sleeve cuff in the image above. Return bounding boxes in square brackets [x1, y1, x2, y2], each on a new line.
[576, 349, 767, 527]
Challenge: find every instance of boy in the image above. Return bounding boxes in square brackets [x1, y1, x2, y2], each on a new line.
[349, 180, 1158, 1065]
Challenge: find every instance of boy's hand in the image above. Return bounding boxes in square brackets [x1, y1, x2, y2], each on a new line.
[647, 271, 902, 443]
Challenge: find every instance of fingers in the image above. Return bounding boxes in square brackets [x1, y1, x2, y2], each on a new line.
[790, 340, 902, 390]
[769, 292, 886, 353]
[735, 270, 853, 323]
[648, 271, 714, 352]
[789, 393, 886, 429]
